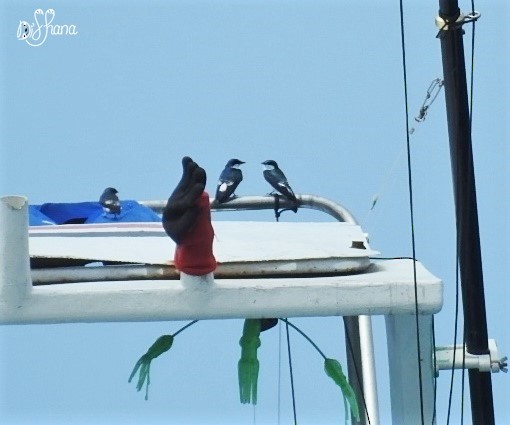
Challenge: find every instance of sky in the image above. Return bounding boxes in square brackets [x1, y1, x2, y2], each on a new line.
[0, 0, 508, 424]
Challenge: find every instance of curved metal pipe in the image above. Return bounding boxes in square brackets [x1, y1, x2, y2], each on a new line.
[140, 194, 358, 225]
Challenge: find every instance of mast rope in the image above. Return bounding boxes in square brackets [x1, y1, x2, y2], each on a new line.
[461, 326, 467, 424]
[462, 0, 477, 421]
[397, 1, 426, 424]
[446, 247, 461, 424]
[285, 319, 298, 425]
[432, 317, 438, 424]
[278, 321, 282, 425]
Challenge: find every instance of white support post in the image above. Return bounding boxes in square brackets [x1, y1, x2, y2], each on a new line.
[0, 196, 32, 305]
[385, 314, 436, 425]
[344, 315, 380, 425]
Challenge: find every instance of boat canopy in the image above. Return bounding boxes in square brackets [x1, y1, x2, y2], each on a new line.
[29, 201, 161, 226]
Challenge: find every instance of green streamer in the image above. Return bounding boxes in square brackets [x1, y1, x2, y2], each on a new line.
[238, 319, 262, 404]
[128, 335, 173, 400]
[281, 319, 360, 422]
[324, 358, 360, 422]
[128, 320, 198, 400]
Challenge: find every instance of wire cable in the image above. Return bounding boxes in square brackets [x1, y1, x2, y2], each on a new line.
[440, 2, 478, 423]
[365, 77, 443, 233]
[446, 3, 477, 419]
[461, 324, 467, 424]
[469, 13, 476, 127]
[285, 319, 298, 425]
[432, 316, 438, 425]
[398, 1, 425, 424]
[446, 249, 460, 424]
[461, 1, 476, 421]
[278, 321, 282, 425]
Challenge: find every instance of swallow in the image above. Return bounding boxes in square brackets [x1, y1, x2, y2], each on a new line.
[262, 160, 297, 203]
[215, 159, 245, 203]
[99, 187, 121, 217]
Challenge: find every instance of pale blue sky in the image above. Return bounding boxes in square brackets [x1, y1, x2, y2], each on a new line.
[0, 0, 508, 424]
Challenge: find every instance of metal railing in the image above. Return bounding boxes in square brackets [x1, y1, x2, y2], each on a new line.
[141, 194, 357, 224]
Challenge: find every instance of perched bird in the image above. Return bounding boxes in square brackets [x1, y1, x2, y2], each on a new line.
[262, 160, 297, 203]
[99, 187, 121, 217]
[215, 159, 245, 203]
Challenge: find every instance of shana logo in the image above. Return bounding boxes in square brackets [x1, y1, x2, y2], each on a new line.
[17, 9, 78, 47]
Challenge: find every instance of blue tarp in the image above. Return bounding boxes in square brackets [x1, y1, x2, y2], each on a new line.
[30, 201, 161, 226]
[29, 206, 57, 226]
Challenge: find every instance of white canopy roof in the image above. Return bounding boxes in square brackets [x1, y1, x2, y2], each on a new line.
[29, 221, 378, 275]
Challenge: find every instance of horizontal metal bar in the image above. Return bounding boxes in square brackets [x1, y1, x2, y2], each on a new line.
[435, 340, 508, 374]
[2, 259, 443, 325]
[140, 194, 358, 224]
[31, 257, 371, 285]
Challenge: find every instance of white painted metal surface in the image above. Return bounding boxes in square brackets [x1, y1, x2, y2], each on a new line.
[29, 221, 377, 273]
[0, 195, 444, 425]
[385, 315, 436, 425]
[0, 196, 31, 305]
[344, 315, 381, 425]
[0, 259, 442, 325]
[435, 339, 508, 373]
[2, 196, 442, 326]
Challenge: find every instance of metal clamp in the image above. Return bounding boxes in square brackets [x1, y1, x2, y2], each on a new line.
[435, 11, 481, 32]
[435, 339, 508, 375]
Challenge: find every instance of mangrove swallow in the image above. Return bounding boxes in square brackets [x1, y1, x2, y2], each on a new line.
[99, 187, 121, 217]
[215, 158, 245, 203]
[262, 160, 297, 203]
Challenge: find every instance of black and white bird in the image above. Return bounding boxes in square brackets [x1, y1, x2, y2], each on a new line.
[262, 160, 297, 203]
[99, 187, 121, 217]
[215, 159, 245, 203]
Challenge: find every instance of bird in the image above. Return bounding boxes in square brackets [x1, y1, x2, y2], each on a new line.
[262, 160, 297, 203]
[99, 187, 121, 217]
[215, 159, 245, 203]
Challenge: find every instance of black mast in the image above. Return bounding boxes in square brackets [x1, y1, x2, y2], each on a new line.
[437, 0, 495, 423]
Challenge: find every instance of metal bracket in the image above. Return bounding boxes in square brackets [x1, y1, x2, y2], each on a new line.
[435, 11, 481, 32]
[435, 339, 508, 376]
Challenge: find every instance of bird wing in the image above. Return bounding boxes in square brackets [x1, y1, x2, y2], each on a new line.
[218, 179, 235, 191]
[217, 169, 242, 192]
[264, 169, 296, 201]
[277, 181, 296, 199]
[215, 169, 242, 202]
[277, 180, 294, 192]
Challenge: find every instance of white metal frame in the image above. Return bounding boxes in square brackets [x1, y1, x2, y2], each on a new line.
[0, 195, 443, 425]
